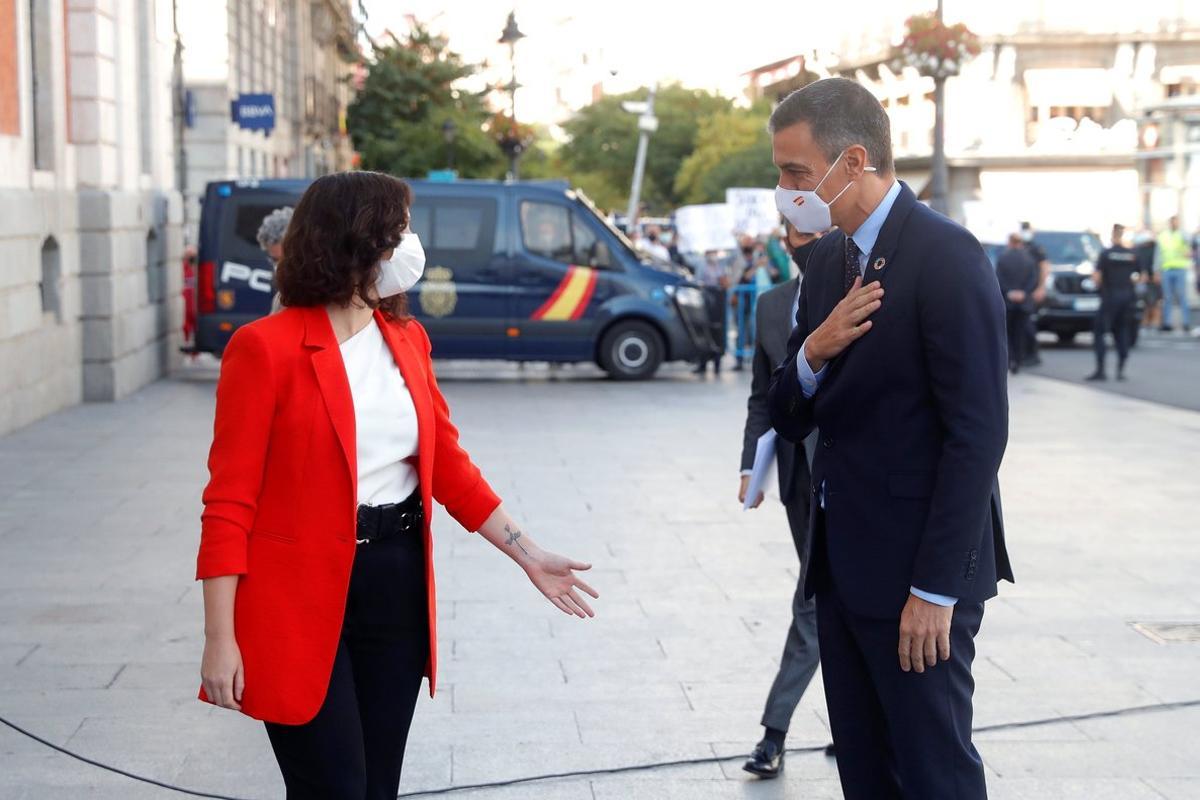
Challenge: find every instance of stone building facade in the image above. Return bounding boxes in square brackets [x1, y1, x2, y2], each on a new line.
[744, 3, 1200, 235]
[0, 0, 183, 436]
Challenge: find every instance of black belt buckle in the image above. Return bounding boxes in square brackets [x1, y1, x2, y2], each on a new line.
[356, 493, 422, 545]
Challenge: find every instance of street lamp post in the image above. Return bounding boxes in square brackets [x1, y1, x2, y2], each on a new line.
[442, 118, 457, 171]
[498, 11, 526, 180]
[623, 84, 659, 230]
[930, 0, 949, 215]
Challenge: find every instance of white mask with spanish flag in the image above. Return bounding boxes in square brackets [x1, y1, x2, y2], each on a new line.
[775, 149, 876, 234]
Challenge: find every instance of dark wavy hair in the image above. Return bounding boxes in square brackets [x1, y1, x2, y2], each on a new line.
[275, 171, 413, 318]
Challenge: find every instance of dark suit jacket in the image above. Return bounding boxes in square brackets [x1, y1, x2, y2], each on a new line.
[740, 277, 813, 505]
[995, 247, 1039, 312]
[767, 182, 1014, 619]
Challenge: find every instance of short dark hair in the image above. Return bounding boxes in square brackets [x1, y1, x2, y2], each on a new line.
[769, 78, 894, 174]
[276, 171, 413, 318]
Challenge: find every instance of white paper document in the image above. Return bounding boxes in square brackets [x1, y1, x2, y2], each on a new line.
[743, 429, 777, 510]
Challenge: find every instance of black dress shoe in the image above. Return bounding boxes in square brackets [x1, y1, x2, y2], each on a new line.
[1085, 371, 1107, 382]
[742, 740, 784, 778]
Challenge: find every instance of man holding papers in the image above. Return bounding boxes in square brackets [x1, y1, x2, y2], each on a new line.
[737, 225, 836, 778]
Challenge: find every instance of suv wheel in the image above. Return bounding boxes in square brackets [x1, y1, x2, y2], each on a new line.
[598, 321, 663, 380]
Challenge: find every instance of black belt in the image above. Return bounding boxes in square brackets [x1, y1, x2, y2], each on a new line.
[355, 490, 423, 544]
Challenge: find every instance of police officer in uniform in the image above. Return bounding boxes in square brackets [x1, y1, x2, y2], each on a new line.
[1087, 224, 1142, 382]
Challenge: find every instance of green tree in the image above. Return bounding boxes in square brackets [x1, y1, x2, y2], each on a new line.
[560, 84, 732, 213]
[674, 104, 775, 204]
[695, 137, 779, 201]
[347, 24, 504, 179]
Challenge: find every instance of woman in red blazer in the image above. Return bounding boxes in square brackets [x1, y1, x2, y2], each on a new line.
[196, 171, 598, 799]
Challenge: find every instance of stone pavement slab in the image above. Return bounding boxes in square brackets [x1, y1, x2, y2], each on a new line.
[0, 360, 1198, 798]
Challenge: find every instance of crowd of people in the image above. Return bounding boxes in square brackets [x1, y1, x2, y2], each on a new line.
[631, 224, 814, 374]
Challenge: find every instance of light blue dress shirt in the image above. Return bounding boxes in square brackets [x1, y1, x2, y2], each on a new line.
[794, 181, 957, 607]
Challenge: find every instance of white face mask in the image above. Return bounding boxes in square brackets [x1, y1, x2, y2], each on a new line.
[775, 150, 875, 234]
[375, 233, 425, 298]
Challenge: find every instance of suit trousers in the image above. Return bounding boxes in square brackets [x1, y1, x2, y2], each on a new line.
[760, 495, 820, 732]
[1005, 307, 1029, 369]
[813, 515, 987, 799]
[263, 528, 430, 799]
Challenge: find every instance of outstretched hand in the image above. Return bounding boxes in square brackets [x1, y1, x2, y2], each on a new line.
[524, 551, 599, 618]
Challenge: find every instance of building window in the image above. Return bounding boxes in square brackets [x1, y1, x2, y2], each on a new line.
[28, 0, 55, 169]
[146, 229, 165, 305]
[39, 236, 62, 322]
[136, 0, 153, 175]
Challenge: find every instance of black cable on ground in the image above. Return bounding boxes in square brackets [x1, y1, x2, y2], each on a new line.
[1, 697, 1197, 799]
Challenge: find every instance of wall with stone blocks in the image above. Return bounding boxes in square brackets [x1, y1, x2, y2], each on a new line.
[0, 186, 182, 435]
[78, 188, 183, 403]
[0, 187, 83, 435]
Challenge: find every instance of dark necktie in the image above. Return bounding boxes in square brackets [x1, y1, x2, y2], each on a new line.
[844, 237, 862, 295]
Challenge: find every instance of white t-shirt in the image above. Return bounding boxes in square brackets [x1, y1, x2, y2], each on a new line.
[339, 319, 419, 505]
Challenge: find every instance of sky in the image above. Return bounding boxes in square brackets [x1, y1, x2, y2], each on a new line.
[359, 0, 1198, 128]
[360, 0, 836, 127]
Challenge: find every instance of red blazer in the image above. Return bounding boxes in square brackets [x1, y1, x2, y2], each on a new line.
[195, 305, 501, 724]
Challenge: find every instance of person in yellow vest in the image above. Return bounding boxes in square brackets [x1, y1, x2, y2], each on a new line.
[1158, 215, 1192, 333]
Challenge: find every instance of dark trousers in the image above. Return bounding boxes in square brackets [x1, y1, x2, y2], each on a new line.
[264, 529, 430, 799]
[760, 497, 820, 732]
[1005, 307, 1029, 370]
[813, 515, 987, 799]
[696, 286, 727, 372]
[1094, 292, 1135, 373]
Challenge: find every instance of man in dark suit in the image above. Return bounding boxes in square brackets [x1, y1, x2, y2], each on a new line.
[766, 78, 1012, 800]
[738, 226, 835, 778]
[994, 233, 1040, 374]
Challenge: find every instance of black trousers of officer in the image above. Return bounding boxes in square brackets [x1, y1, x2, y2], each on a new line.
[759, 493, 820, 733]
[1094, 291, 1135, 372]
[264, 528, 429, 799]
[812, 511, 987, 800]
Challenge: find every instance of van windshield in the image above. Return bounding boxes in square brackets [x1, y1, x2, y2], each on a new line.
[1033, 231, 1102, 266]
[573, 189, 646, 263]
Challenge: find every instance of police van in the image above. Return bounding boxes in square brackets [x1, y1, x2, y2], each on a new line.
[188, 178, 718, 379]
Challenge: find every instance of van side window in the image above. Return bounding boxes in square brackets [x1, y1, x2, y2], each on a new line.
[521, 202, 572, 263]
[521, 201, 610, 268]
[408, 198, 496, 261]
[571, 213, 609, 268]
[234, 203, 289, 251]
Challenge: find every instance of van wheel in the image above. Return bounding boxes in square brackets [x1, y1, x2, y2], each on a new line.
[599, 321, 663, 380]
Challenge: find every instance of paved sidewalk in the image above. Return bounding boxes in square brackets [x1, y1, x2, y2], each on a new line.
[1, 359, 1198, 799]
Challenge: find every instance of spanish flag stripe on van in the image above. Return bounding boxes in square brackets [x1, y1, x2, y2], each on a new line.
[531, 266, 597, 321]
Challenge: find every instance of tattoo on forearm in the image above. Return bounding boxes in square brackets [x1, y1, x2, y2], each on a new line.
[504, 523, 531, 557]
